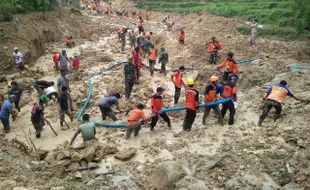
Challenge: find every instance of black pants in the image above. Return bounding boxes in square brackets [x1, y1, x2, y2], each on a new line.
[99, 105, 117, 121]
[15, 100, 20, 112]
[183, 108, 196, 131]
[150, 113, 171, 130]
[222, 72, 232, 82]
[221, 100, 235, 125]
[259, 99, 282, 122]
[174, 87, 181, 104]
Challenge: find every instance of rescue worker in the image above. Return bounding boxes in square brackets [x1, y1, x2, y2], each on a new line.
[138, 21, 144, 34]
[70, 114, 97, 145]
[98, 93, 121, 121]
[132, 46, 142, 82]
[125, 104, 152, 139]
[149, 43, 158, 77]
[138, 9, 143, 20]
[217, 52, 238, 82]
[145, 10, 149, 20]
[52, 53, 60, 70]
[258, 80, 302, 126]
[121, 27, 127, 51]
[65, 36, 75, 48]
[158, 47, 169, 76]
[117, 27, 123, 40]
[58, 86, 73, 129]
[171, 66, 185, 104]
[124, 58, 136, 99]
[207, 37, 224, 64]
[221, 75, 238, 125]
[72, 52, 80, 79]
[31, 95, 50, 138]
[183, 78, 199, 131]
[13, 47, 24, 71]
[33, 80, 54, 96]
[9, 81, 22, 112]
[59, 50, 71, 72]
[150, 87, 171, 131]
[179, 29, 185, 44]
[129, 30, 136, 49]
[143, 35, 152, 58]
[0, 95, 16, 133]
[202, 76, 224, 126]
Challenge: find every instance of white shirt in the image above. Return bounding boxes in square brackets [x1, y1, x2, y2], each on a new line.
[13, 52, 23, 64]
[45, 86, 57, 95]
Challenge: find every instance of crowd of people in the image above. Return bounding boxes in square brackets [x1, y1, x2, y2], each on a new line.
[0, 8, 306, 145]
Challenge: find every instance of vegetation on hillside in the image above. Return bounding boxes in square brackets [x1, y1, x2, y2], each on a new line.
[137, 0, 310, 39]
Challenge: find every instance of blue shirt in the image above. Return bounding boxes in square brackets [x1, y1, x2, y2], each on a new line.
[203, 84, 224, 96]
[0, 100, 13, 119]
[266, 84, 293, 97]
[99, 96, 118, 107]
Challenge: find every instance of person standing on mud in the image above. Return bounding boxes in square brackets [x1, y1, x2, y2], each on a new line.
[138, 20, 144, 34]
[125, 104, 152, 140]
[9, 81, 22, 112]
[132, 47, 142, 82]
[0, 89, 4, 111]
[149, 43, 158, 77]
[124, 58, 136, 99]
[183, 78, 199, 132]
[57, 70, 73, 110]
[52, 53, 60, 71]
[98, 93, 121, 121]
[258, 80, 303, 126]
[143, 36, 152, 58]
[150, 87, 171, 131]
[217, 52, 238, 82]
[59, 50, 71, 72]
[158, 47, 169, 76]
[0, 95, 16, 133]
[12, 47, 24, 71]
[207, 37, 224, 64]
[31, 95, 51, 138]
[202, 76, 224, 126]
[129, 30, 136, 49]
[221, 75, 238, 125]
[121, 28, 127, 52]
[251, 20, 258, 47]
[58, 86, 73, 129]
[72, 52, 80, 79]
[32, 80, 54, 96]
[179, 29, 185, 44]
[70, 114, 97, 145]
[171, 66, 185, 104]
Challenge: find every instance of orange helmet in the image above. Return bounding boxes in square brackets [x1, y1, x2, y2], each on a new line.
[209, 76, 219, 82]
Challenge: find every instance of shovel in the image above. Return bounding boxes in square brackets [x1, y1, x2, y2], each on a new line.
[45, 120, 58, 136]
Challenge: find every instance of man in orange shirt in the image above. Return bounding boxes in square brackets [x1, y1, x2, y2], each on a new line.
[202, 76, 224, 126]
[207, 37, 224, 64]
[149, 43, 157, 77]
[217, 52, 238, 82]
[183, 78, 199, 132]
[138, 21, 144, 34]
[171, 66, 185, 104]
[258, 80, 302, 126]
[179, 29, 185, 44]
[125, 104, 153, 139]
[221, 75, 238, 125]
[150, 87, 171, 131]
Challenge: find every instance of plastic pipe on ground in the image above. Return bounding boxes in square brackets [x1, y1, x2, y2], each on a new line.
[290, 65, 310, 70]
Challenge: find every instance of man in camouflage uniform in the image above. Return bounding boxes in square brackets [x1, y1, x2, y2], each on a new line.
[129, 31, 136, 49]
[124, 58, 136, 99]
[121, 28, 127, 51]
[143, 37, 152, 58]
[158, 47, 169, 76]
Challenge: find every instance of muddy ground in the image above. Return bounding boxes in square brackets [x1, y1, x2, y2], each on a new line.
[0, 0, 309, 189]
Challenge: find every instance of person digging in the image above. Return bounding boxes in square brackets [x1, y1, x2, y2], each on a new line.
[98, 93, 121, 121]
[0, 95, 16, 133]
[70, 114, 97, 145]
[31, 95, 51, 138]
[58, 86, 73, 129]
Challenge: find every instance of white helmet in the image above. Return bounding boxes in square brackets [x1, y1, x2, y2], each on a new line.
[13, 47, 18, 51]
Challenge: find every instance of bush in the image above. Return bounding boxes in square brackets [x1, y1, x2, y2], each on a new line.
[0, 4, 14, 21]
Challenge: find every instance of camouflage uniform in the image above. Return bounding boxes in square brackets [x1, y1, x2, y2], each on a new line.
[158, 48, 169, 76]
[144, 39, 152, 58]
[124, 60, 136, 99]
[129, 33, 136, 48]
[121, 31, 126, 51]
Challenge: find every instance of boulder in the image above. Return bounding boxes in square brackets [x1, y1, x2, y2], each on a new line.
[82, 146, 96, 162]
[90, 34, 100, 41]
[71, 152, 82, 162]
[114, 148, 137, 161]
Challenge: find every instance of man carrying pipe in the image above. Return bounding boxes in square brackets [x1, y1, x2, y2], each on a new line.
[171, 66, 185, 104]
[183, 78, 199, 132]
[150, 87, 171, 131]
[125, 104, 153, 139]
[202, 76, 224, 126]
[31, 95, 51, 138]
[221, 75, 238, 125]
[70, 114, 97, 145]
[217, 52, 238, 82]
[258, 80, 303, 126]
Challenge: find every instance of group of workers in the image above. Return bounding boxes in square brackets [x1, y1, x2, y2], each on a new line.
[0, 9, 307, 146]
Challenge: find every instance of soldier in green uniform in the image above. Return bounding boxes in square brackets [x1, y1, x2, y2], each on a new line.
[124, 58, 136, 99]
[158, 47, 169, 76]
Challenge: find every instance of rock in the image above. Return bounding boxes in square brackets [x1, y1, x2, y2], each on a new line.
[101, 145, 119, 156]
[114, 148, 137, 161]
[90, 34, 100, 41]
[283, 143, 294, 153]
[13, 187, 29, 190]
[71, 152, 82, 162]
[50, 187, 65, 190]
[226, 35, 232, 38]
[1, 180, 17, 190]
[74, 172, 83, 179]
[297, 139, 305, 148]
[82, 146, 96, 162]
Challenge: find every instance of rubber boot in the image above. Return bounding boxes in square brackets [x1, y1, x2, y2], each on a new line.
[274, 114, 281, 122]
[258, 119, 263, 127]
[228, 119, 234, 125]
[218, 117, 224, 126]
[35, 130, 41, 138]
[202, 112, 207, 125]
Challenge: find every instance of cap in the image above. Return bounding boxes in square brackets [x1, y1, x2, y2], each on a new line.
[156, 87, 165, 92]
[72, 52, 80, 57]
[13, 47, 18, 51]
[39, 95, 50, 102]
[9, 95, 16, 99]
[160, 47, 165, 51]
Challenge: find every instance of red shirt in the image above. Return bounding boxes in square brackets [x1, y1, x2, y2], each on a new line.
[127, 109, 151, 125]
[185, 88, 199, 111]
[52, 54, 59, 63]
[171, 71, 184, 88]
[222, 81, 237, 101]
[72, 57, 80, 70]
[217, 59, 238, 74]
[151, 94, 163, 114]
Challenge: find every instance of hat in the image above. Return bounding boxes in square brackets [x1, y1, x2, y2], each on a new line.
[72, 52, 80, 57]
[160, 47, 165, 51]
[187, 78, 195, 85]
[9, 95, 16, 99]
[156, 87, 165, 92]
[13, 47, 18, 51]
[39, 95, 50, 102]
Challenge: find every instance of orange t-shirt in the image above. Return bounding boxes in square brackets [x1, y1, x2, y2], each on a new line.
[127, 109, 151, 125]
[149, 48, 157, 61]
[185, 88, 199, 111]
[171, 71, 184, 88]
[217, 59, 238, 73]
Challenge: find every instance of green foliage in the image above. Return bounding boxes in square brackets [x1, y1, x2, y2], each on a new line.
[0, 3, 14, 21]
